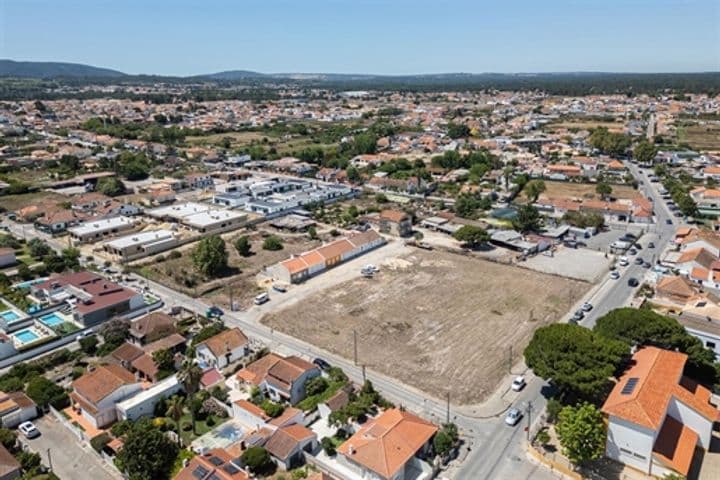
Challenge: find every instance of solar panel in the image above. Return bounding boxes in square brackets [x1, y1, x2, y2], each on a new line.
[223, 465, 240, 475]
[209, 456, 223, 466]
[621, 377, 639, 395]
[192, 466, 209, 479]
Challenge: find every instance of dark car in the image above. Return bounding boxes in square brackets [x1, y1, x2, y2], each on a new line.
[648, 242, 655, 248]
[634, 257, 644, 265]
[666, 219, 673, 225]
[313, 358, 331, 370]
[628, 278, 639, 287]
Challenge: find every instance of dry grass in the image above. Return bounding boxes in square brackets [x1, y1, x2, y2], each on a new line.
[546, 121, 624, 133]
[0, 191, 68, 212]
[261, 249, 589, 404]
[525, 180, 642, 202]
[677, 123, 720, 151]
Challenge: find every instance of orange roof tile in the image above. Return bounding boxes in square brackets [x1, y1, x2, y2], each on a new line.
[652, 415, 698, 476]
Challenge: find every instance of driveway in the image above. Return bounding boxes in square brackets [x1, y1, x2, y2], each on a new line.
[21, 415, 121, 480]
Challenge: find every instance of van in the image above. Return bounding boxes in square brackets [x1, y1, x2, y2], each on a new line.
[254, 293, 269, 305]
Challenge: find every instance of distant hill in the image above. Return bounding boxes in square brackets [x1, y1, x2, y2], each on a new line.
[0, 60, 126, 78]
[194, 70, 267, 80]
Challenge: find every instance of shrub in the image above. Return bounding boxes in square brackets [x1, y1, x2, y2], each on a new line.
[546, 398, 563, 424]
[111, 420, 133, 437]
[168, 250, 182, 260]
[262, 236, 283, 251]
[90, 432, 111, 452]
[536, 429, 551, 446]
[320, 437, 336, 456]
[206, 417, 216, 427]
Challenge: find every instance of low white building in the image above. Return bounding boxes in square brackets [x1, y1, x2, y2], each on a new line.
[602, 346, 720, 478]
[116, 374, 183, 422]
[68, 216, 137, 244]
[102, 229, 179, 262]
[70, 364, 143, 429]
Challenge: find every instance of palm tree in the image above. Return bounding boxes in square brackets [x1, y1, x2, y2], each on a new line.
[178, 360, 202, 434]
[165, 395, 185, 445]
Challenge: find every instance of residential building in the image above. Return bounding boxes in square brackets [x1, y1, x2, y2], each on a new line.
[68, 216, 137, 244]
[0, 250, 15, 269]
[337, 408, 438, 480]
[102, 229, 179, 262]
[264, 424, 317, 470]
[129, 311, 177, 345]
[601, 347, 720, 478]
[0, 391, 36, 428]
[264, 356, 320, 405]
[30, 272, 144, 327]
[378, 210, 412, 237]
[0, 443, 20, 480]
[70, 364, 143, 428]
[116, 374, 183, 422]
[195, 328, 249, 369]
[174, 448, 248, 480]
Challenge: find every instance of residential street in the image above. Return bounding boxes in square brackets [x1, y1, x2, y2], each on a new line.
[22, 415, 121, 480]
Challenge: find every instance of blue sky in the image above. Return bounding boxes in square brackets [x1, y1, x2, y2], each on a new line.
[1, 0, 718, 75]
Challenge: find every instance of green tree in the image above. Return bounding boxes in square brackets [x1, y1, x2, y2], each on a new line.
[116, 418, 179, 480]
[17, 264, 33, 281]
[512, 205, 542, 233]
[0, 428, 17, 452]
[433, 423, 459, 457]
[27, 238, 51, 259]
[352, 132, 377, 155]
[633, 140, 658, 165]
[447, 122, 470, 139]
[524, 179, 546, 203]
[165, 395, 185, 443]
[524, 324, 628, 403]
[152, 349, 175, 374]
[25, 376, 68, 409]
[594, 308, 718, 383]
[79, 336, 98, 355]
[307, 226, 318, 240]
[454, 193, 481, 219]
[241, 446, 274, 475]
[346, 166, 361, 182]
[305, 376, 329, 396]
[675, 193, 698, 217]
[595, 182, 613, 200]
[452, 225, 489, 248]
[555, 402, 606, 465]
[177, 360, 202, 433]
[262, 235, 284, 251]
[588, 127, 631, 156]
[233, 236, 252, 257]
[96, 177, 126, 197]
[191, 235, 228, 277]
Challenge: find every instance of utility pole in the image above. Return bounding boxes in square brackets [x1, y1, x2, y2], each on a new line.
[526, 400, 533, 441]
[47, 448, 53, 472]
[508, 345, 513, 373]
[446, 392, 450, 425]
[361, 365, 366, 383]
[353, 329, 358, 366]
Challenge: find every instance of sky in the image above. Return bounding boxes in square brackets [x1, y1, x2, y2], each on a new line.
[1, 0, 718, 76]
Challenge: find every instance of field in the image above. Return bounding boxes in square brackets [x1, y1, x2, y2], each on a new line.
[525, 180, 642, 202]
[186, 131, 266, 147]
[261, 249, 590, 405]
[546, 120, 623, 133]
[139, 229, 322, 308]
[0, 191, 68, 212]
[676, 122, 720, 151]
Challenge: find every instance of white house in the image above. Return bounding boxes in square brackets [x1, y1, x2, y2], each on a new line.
[70, 365, 143, 428]
[0, 391, 37, 428]
[195, 328, 249, 369]
[602, 347, 720, 478]
[116, 374, 183, 422]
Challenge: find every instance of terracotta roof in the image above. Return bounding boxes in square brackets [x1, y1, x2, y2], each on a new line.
[280, 256, 309, 275]
[233, 400, 270, 422]
[380, 209, 409, 223]
[267, 356, 318, 390]
[656, 276, 697, 300]
[316, 239, 354, 261]
[111, 342, 144, 363]
[142, 333, 187, 355]
[268, 406, 302, 427]
[347, 229, 383, 249]
[72, 364, 137, 405]
[130, 312, 176, 340]
[337, 408, 438, 479]
[280, 423, 315, 442]
[235, 353, 283, 386]
[0, 443, 20, 478]
[131, 353, 159, 379]
[264, 428, 302, 460]
[602, 347, 719, 430]
[197, 328, 248, 358]
[298, 250, 325, 268]
[677, 248, 717, 269]
[652, 415, 698, 476]
[174, 448, 248, 480]
[200, 368, 224, 388]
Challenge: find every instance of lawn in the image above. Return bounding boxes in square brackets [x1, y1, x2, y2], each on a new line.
[169, 413, 228, 446]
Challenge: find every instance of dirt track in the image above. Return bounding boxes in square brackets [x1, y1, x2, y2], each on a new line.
[262, 249, 590, 405]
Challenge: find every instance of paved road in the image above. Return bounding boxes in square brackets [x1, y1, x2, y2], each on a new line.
[22, 415, 121, 480]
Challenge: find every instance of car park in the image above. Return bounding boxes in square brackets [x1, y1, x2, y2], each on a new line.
[505, 408, 522, 426]
[511, 376, 526, 391]
[628, 278, 639, 287]
[19, 421, 39, 439]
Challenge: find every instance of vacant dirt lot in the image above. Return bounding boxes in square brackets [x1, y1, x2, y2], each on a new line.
[546, 120, 624, 133]
[677, 123, 720, 151]
[531, 180, 641, 202]
[139, 229, 322, 308]
[262, 249, 590, 405]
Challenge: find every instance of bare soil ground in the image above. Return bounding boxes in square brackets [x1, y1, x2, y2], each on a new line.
[529, 180, 642, 202]
[139, 229, 322, 308]
[261, 249, 590, 405]
[677, 123, 720, 151]
[1, 191, 68, 212]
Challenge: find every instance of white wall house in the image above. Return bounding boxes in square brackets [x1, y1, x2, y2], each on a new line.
[195, 328, 249, 369]
[602, 347, 719, 478]
[71, 365, 143, 429]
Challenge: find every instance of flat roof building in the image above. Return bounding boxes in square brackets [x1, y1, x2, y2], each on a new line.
[68, 216, 137, 244]
[103, 229, 179, 263]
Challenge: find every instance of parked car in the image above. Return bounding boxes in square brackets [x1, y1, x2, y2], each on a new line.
[643, 261, 651, 268]
[619, 257, 629, 267]
[634, 257, 644, 265]
[511, 376, 526, 391]
[19, 422, 39, 439]
[648, 242, 655, 249]
[666, 219, 673, 225]
[313, 358, 331, 370]
[628, 278, 639, 287]
[628, 248, 637, 256]
[206, 306, 224, 318]
[254, 293, 269, 305]
[75, 330, 93, 342]
[572, 310, 585, 321]
[581, 302, 593, 312]
[505, 408, 522, 426]
[610, 271, 621, 280]
[272, 284, 287, 293]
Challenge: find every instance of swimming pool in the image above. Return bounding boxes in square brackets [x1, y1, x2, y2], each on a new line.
[39, 313, 64, 327]
[0, 311, 20, 322]
[14, 329, 39, 344]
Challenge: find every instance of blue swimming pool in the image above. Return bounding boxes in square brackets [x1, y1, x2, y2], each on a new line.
[39, 313, 64, 327]
[14, 329, 39, 344]
[0, 311, 20, 322]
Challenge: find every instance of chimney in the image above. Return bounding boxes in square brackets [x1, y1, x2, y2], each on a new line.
[349, 444, 355, 455]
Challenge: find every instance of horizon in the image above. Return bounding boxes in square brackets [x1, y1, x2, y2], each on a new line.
[1, 0, 719, 76]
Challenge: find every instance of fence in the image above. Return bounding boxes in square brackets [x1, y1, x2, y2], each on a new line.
[49, 405, 87, 442]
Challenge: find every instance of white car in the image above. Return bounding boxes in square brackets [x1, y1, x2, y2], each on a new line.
[505, 408, 522, 426]
[18, 421, 39, 439]
[610, 271, 621, 280]
[511, 376, 526, 391]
